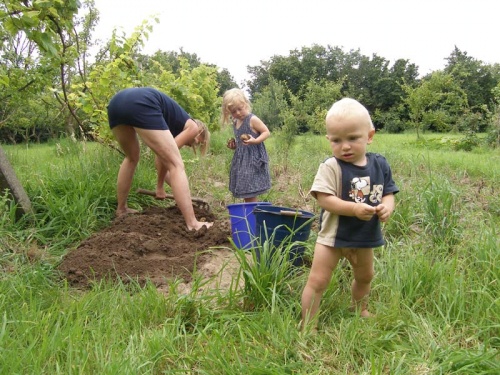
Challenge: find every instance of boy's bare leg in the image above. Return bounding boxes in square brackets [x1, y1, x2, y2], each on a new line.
[301, 243, 341, 330]
[347, 248, 374, 317]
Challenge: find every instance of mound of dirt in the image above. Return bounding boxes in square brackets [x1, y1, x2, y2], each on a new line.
[58, 205, 234, 290]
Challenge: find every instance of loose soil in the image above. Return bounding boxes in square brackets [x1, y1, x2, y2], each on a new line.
[58, 204, 239, 294]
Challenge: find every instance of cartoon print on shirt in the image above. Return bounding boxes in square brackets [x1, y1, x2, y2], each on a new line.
[349, 177, 384, 204]
[349, 177, 370, 203]
[369, 184, 383, 204]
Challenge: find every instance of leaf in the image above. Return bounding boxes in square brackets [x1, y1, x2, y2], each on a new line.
[38, 32, 59, 56]
[20, 14, 38, 27]
[47, 7, 60, 19]
[24, 10, 41, 19]
[0, 74, 9, 87]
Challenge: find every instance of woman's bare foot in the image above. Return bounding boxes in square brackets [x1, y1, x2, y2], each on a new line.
[116, 208, 140, 217]
[155, 190, 167, 200]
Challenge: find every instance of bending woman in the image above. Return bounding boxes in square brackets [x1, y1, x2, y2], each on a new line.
[155, 118, 210, 199]
[107, 87, 212, 231]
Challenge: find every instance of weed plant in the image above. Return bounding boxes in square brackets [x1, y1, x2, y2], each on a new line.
[1, 133, 499, 374]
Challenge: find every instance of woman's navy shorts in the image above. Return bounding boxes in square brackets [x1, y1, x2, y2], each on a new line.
[107, 88, 168, 130]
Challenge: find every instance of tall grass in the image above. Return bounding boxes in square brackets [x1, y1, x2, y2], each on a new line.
[1, 133, 499, 374]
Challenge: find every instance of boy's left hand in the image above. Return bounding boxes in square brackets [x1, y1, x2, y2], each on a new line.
[375, 204, 391, 222]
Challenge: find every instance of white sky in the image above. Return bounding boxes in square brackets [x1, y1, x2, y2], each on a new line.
[91, 0, 499, 86]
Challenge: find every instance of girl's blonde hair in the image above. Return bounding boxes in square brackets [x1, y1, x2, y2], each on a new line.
[193, 119, 210, 156]
[220, 88, 251, 125]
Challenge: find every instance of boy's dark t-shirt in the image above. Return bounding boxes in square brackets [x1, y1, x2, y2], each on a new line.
[310, 153, 399, 248]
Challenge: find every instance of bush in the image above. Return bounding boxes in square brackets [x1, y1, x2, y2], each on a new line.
[453, 130, 481, 151]
[485, 107, 500, 148]
[372, 109, 407, 134]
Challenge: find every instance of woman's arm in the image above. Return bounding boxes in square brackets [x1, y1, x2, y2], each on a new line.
[174, 119, 199, 149]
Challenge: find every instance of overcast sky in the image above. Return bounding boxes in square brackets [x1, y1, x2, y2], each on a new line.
[91, 0, 499, 86]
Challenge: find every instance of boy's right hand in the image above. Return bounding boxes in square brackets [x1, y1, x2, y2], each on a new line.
[353, 203, 376, 221]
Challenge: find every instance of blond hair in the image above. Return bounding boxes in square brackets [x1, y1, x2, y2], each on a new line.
[220, 88, 252, 125]
[193, 119, 210, 156]
[326, 98, 374, 130]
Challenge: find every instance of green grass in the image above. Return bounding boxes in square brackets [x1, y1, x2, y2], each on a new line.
[1, 132, 499, 374]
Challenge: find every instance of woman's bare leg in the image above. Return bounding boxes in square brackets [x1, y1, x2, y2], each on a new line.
[154, 155, 168, 199]
[137, 128, 213, 231]
[111, 125, 141, 216]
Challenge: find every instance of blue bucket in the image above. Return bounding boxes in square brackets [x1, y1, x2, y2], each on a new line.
[227, 202, 272, 250]
[253, 205, 315, 266]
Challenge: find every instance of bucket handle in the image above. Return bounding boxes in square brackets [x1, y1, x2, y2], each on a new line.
[253, 207, 311, 218]
[280, 210, 304, 217]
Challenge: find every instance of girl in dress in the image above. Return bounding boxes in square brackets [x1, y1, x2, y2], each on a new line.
[221, 88, 271, 202]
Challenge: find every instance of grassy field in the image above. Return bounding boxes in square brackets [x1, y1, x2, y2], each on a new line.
[1, 130, 499, 374]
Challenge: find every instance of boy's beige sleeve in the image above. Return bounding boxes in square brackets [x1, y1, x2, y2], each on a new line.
[309, 158, 341, 200]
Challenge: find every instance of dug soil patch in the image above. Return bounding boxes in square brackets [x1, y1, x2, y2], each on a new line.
[58, 205, 236, 291]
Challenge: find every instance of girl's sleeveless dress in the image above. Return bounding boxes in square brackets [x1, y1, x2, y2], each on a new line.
[229, 114, 271, 198]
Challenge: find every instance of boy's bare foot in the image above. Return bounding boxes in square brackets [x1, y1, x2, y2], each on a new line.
[299, 324, 318, 335]
[115, 208, 140, 217]
[299, 318, 319, 335]
[360, 309, 374, 318]
[349, 306, 374, 318]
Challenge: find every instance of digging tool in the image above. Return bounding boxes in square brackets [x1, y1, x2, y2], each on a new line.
[136, 188, 210, 210]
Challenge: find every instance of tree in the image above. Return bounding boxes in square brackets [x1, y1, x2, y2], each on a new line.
[345, 53, 390, 111]
[138, 49, 236, 96]
[444, 46, 496, 131]
[1, 0, 80, 54]
[299, 79, 343, 134]
[245, 44, 421, 131]
[213, 67, 237, 97]
[403, 71, 468, 137]
[247, 44, 352, 99]
[1, 1, 222, 145]
[68, 20, 154, 142]
[0, 1, 74, 142]
[0, 0, 101, 141]
[487, 81, 500, 147]
[69, 21, 221, 144]
[251, 78, 289, 130]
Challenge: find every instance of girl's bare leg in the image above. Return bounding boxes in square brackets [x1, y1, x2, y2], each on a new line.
[301, 243, 341, 330]
[137, 128, 213, 231]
